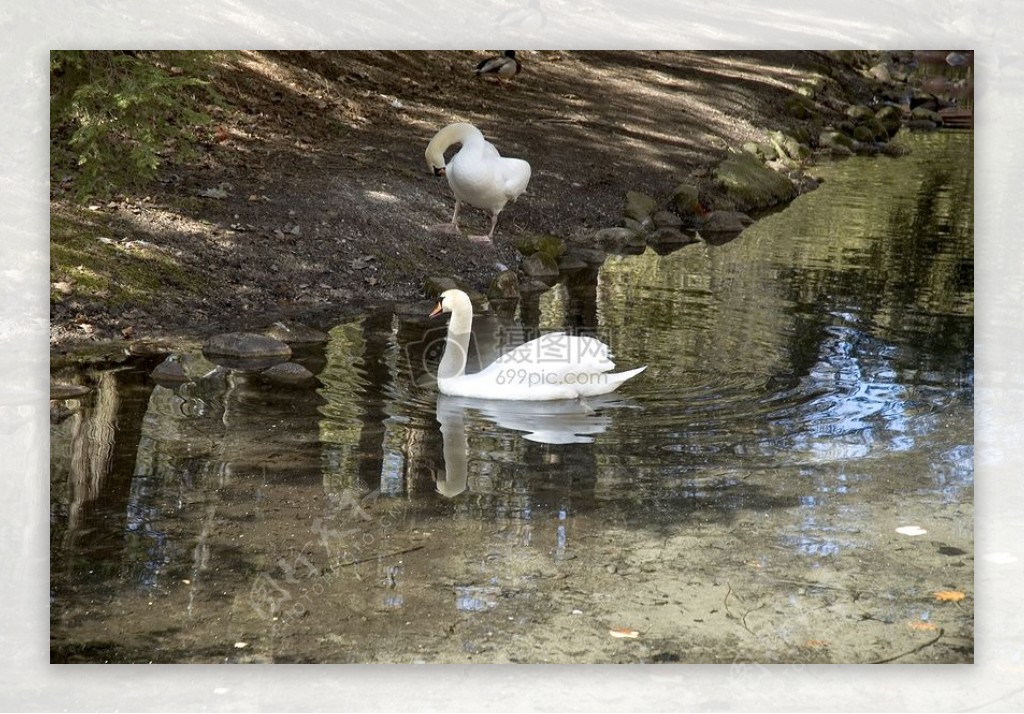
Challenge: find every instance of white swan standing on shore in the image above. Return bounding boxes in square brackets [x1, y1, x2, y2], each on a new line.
[428, 289, 646, 400]
[425, 122, 531, 243]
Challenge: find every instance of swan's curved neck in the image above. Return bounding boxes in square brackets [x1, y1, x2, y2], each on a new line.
[438, 302, 473, 380]
[425, 123, 483, 169]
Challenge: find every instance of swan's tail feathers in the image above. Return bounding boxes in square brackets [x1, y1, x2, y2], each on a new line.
[612, 365, 647, 383]
[501, 158, 532, 199]
[582, 365, 647, 396]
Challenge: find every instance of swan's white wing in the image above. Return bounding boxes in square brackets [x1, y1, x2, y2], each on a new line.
[499, 157, 531, 200]
[480, 138, 502, 160]
[448, 140, 520, 211]
[438, 331, 646, 400]
[487, 333, 617, 378]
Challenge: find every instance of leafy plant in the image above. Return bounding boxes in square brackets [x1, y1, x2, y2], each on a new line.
[50, 50, 220, 200]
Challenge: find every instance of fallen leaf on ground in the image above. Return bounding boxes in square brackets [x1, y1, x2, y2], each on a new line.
[908, 621, 939, 631]
[934, 590, 965, 602]
[609, 628, 639, 639]
[802, 639, 829, 649]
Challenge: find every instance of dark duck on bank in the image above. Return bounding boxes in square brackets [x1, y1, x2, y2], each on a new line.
[474, 50, 522, 80]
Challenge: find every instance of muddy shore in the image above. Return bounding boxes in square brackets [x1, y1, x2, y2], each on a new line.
[50, 51, 876, 351]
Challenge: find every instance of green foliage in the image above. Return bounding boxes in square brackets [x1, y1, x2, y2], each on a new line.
[50, 208, 204, 306]
[51, 51, 219, 200]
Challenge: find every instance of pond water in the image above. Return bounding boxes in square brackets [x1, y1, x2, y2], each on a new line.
[50, 130, 973, 663]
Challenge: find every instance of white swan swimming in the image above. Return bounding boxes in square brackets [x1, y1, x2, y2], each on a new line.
[425, 122, 531, 243]
[428, 289, 646, 400]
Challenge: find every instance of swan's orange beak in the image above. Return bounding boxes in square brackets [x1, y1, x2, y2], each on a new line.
[429, 301, 444, 318]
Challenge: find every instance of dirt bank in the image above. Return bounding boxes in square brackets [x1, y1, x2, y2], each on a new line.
[50, 51, 869, 349]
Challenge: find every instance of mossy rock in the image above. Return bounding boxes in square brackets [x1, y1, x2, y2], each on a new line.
[535, 235, 567, 258]
[797, 76, 827, 98]
[875, 106, 903, 137]
[774, 155, 803, 172]
[513, 237, 536, 256]
[861, 116, 889, 142]
[652, 210, 683, 228]
[702, 210, 754, 234]
[743, 141, 777, 162]
[624, 190, 658, 222]
[837, 120, 856, 136]
[789, 125, 813, 146]
[831, 50, 872, 68]
[785, 93, 818, 118]
[487, 270, 520, 301]
[769, 131, 811, 162]
[867, 63, 893, 83]
[846, 104, 876, 122]
[521, 252, 560, 285]
[910, 106, 943, 124]
[514, 234, 566, 258]
[906, 118, 940, 131]
[852, 125, 876, 143]
[671, 183, 701, 216]
[819, 131, 855, 150]
[622, 217, 646, 233]
[594, 227, 636, 248]
[713, 152, 796, 212]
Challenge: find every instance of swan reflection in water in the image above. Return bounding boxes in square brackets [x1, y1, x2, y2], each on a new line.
[433, 393, 634, 498]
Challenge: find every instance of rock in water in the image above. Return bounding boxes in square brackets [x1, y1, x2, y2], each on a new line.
[647, 227, 699, 248]
[487, 270, 520, 300]
[713, 153, 796, 212]
[264, 321, 328, 344]
[571, 247, 607, 265]
[261, 362, 317, 386]
[652, 210, 683, 228]
[672, 184, 701, 217]
[50, 383, 92, 400]
[150, 355, 191, 385]
[593, 227, 637, 249]
[556, 254, 588, 272]
[520, 252, 560, 285]
[202, 332, 292, 371]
